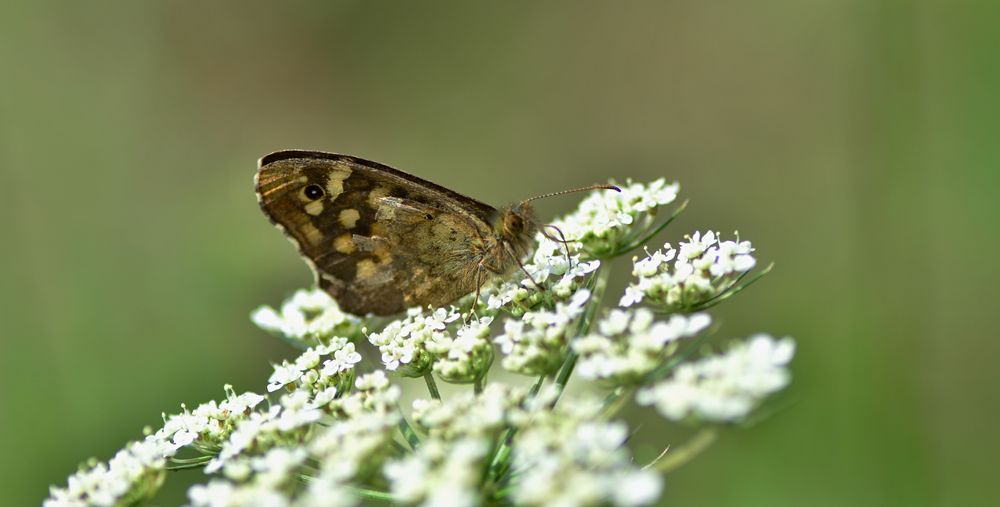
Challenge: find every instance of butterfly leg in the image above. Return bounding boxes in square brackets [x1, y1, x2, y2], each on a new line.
[466, 261, 486, 322]
[510, 249, 545, 292]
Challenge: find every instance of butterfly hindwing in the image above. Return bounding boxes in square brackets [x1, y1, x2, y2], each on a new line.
[255, 151, 499, 315]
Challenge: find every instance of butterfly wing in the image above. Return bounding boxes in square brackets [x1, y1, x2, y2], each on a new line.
[255, 150, 500, 315]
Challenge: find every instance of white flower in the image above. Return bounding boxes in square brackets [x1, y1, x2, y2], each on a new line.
[637, 334, 795, 422]
[412, 384, 524, 440]
[321, 343, 363, 377]
[306, 386, 339, 410]
[251, 288, 360, 342]
[620, 231, 757, 311]
[609, 470, 663, 506]
[44, 436, 175, 507]
[203, 400, 322, 475]
[220, 389, 266, 415]
[266, 362, 303, 393]
[484, 234, 601, 315]
[355, 370, 390, 391]
[187, 480, 290, 507]
[384, 438, 491, 507]
[426, 316, 495, 383]
[367, 306, 460, 375]
[509, 416, 661, 507]
[206, 406, 281, 473]
[250, 447, 308, 488]
[274, 405, 322, 432]
[575, 309, 711, 384]
[294, 479, 357, 507]
[266, 338, 359, 397]
[495, 288, 591, 375]
[547, 179, 679, 255]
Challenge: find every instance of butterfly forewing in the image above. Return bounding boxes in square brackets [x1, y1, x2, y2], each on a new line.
[255, 151, 500, 315]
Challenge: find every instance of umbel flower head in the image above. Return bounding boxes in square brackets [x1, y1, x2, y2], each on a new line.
[620, 231, 765, 312]
[251, 288, 362, 348]
[46, 178, 795, 507]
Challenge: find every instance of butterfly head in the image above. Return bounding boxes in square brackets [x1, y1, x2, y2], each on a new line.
[497, 183, 621, 261]
[497, 202, 538, 252]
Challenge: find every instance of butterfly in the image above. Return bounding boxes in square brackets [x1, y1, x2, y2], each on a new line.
[255, 150, 615, 315]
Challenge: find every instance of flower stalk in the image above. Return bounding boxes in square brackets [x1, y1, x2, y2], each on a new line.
[645, 428, 719, 474]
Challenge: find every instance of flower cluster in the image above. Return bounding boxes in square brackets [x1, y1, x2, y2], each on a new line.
[494, 288, 591, 375]
[385, 438, 492, 507]
[621, 231, 758, 311]
[574, 308, 712, 385]
[485, 236, 601, 314]
[191, 372, 402, 507]
[366, 306, 461, 376]
[508, 396, 662, 507]
[637, 334, 795, 422]
[549, 178, 680, 257]
[265, 337, 362, 400]
[45, 386, 265, 507]
[47, 178, 795, 507]
[424, 316, 495, 384]
[412, 384, 525, 440]
[251, 288, 362, 347]
[44, 439, 173, 507]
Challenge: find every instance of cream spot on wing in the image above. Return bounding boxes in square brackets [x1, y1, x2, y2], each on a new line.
[330, 165, 352, 180]
[373, 243, 392, 263]
[356, 259, 378, 280]
[339, 208, 360, 229]
[333, 234, 356, 254]
[326, 179, 344, 200]
[368, 186, 392, 208]
[370, 223, 388, 238]
[325, 165, 352, 200]
[304, 200, 324, 216]
[300, 223, 323, 245]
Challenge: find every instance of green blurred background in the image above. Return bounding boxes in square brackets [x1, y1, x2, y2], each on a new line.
[2, 1, 996, 505]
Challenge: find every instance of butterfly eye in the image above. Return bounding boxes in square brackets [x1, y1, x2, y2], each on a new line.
[303, 184, 325, 200]
[506, 214, 523, 231]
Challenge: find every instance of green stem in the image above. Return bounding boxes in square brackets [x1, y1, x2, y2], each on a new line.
[423, 372, 441, 400]
[397, 408, 421, 450]
[528, 374, 546, 397]
[688, 262, 773, 312]
[168, 455, 214, 464]
[492, 485, 517, 500]
[600, 386, 636, 419]
[488, 376, 545, 481]
[487, 375, 547, 488]
[646, 428, 719, 473]
[474, 377, 484, 395]
[391, 439, 411, 456]
[345, 487, 398, 503]
[549, 354, 578, 407]
[610, 199, 689, 257]
[165, 461, 209, 471]
[549, 267, 610, 408]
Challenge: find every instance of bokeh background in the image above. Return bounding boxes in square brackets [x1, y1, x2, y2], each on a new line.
[2, 1, 996, 505]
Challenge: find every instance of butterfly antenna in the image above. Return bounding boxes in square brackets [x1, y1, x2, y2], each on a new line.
[522, 183, 621, 204]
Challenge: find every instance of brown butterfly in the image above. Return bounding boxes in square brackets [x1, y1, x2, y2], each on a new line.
[255, 150, 614, 315]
